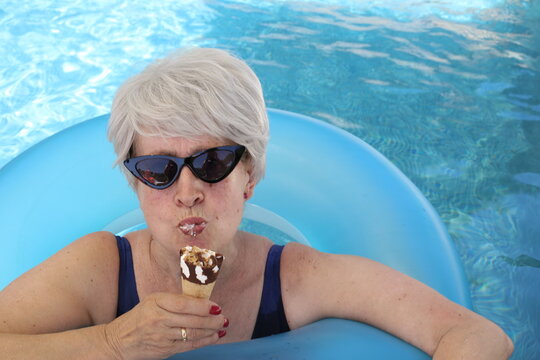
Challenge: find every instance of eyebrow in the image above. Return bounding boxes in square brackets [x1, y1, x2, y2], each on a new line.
[146, 146, 218, 158]
[153, 150, 179, 157]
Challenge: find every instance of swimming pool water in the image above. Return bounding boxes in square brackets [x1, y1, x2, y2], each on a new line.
[1, 1, 538, 358]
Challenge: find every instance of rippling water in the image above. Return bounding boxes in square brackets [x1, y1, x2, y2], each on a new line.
[1, 1, 539, 358]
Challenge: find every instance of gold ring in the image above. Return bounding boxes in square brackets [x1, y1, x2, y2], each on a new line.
[180, 327, 188, 342]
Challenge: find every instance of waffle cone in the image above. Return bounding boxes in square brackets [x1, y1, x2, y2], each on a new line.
[181, 278, 217, 299]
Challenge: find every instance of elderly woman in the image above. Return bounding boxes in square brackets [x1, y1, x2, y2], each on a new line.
[0, 48, 513, 359]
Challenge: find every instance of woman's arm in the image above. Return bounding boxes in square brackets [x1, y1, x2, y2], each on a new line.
[0, 232, 119, 334]
[0, 325, 116, 359]
[431, 319, 514, 359]
[0, 232, 227, 359]
[281, 243, 513, 359]
[0, 293, 227, 360]
[0, 232, 120, 358]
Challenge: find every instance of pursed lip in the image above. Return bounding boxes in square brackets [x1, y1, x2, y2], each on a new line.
[178, 217, 207, 236]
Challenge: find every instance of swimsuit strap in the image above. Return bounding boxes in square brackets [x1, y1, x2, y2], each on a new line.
[115, 236, 140, 317]
[251, 244, 290, 339]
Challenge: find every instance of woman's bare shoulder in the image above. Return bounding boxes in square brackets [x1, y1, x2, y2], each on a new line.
[281, 242, 321, 277]
[68, 230, 120, 263]
[0, 231, 120, 333]
[44, 231, 120, 289]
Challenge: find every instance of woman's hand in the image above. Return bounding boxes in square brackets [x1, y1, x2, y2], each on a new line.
[104, 292, 228, 360]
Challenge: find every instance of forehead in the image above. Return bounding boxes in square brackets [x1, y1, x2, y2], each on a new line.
[133, 134, 228, 157]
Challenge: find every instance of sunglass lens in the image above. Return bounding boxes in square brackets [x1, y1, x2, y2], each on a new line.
[135, 158, 177, 187]
[192, 149, 236, 181]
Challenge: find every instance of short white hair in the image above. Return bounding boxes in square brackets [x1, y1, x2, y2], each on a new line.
[108, 47, 269, 187]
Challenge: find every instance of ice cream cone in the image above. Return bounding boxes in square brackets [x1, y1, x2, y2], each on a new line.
[180, 246, 224, 299]
[181, 279, 216, 299]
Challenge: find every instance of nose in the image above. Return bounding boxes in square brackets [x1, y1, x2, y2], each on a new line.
[173, 165, 204, 208]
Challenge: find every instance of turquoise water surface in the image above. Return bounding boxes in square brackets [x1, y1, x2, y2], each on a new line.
[1, 1, 539, 359]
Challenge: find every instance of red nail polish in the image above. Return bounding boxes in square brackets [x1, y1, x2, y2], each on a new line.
[210, 305, 222, 315]
[218, 330, 227, 338]
[223, 318, 229, 328]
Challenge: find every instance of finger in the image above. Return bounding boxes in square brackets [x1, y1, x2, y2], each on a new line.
[173, 331, 220, 352]
[166, 327, 218, 342]
[153, 293, 220, 316]
[163, 313, 227, 331]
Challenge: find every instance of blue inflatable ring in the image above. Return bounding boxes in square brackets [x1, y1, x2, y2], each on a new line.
[0, 109, 471, 359]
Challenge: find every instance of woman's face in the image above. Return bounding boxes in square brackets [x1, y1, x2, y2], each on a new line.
[133, 134, 255, 254]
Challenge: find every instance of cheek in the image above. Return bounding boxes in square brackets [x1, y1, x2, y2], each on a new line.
[137, 187, 171, 220]
[208, 180, 246, 222]
[211, 181, 243, 209]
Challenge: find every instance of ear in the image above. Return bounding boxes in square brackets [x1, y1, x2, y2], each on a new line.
[243, 168, 256, 201]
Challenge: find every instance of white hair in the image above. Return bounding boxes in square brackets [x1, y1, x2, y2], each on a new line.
[107, 47, 269, 187]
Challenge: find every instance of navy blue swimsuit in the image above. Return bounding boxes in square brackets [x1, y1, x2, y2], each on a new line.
[115, 236, 290, 339]
[115, 236, 140, 317]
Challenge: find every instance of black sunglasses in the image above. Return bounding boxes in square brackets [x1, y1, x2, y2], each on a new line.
[124, 145, 246, 189]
